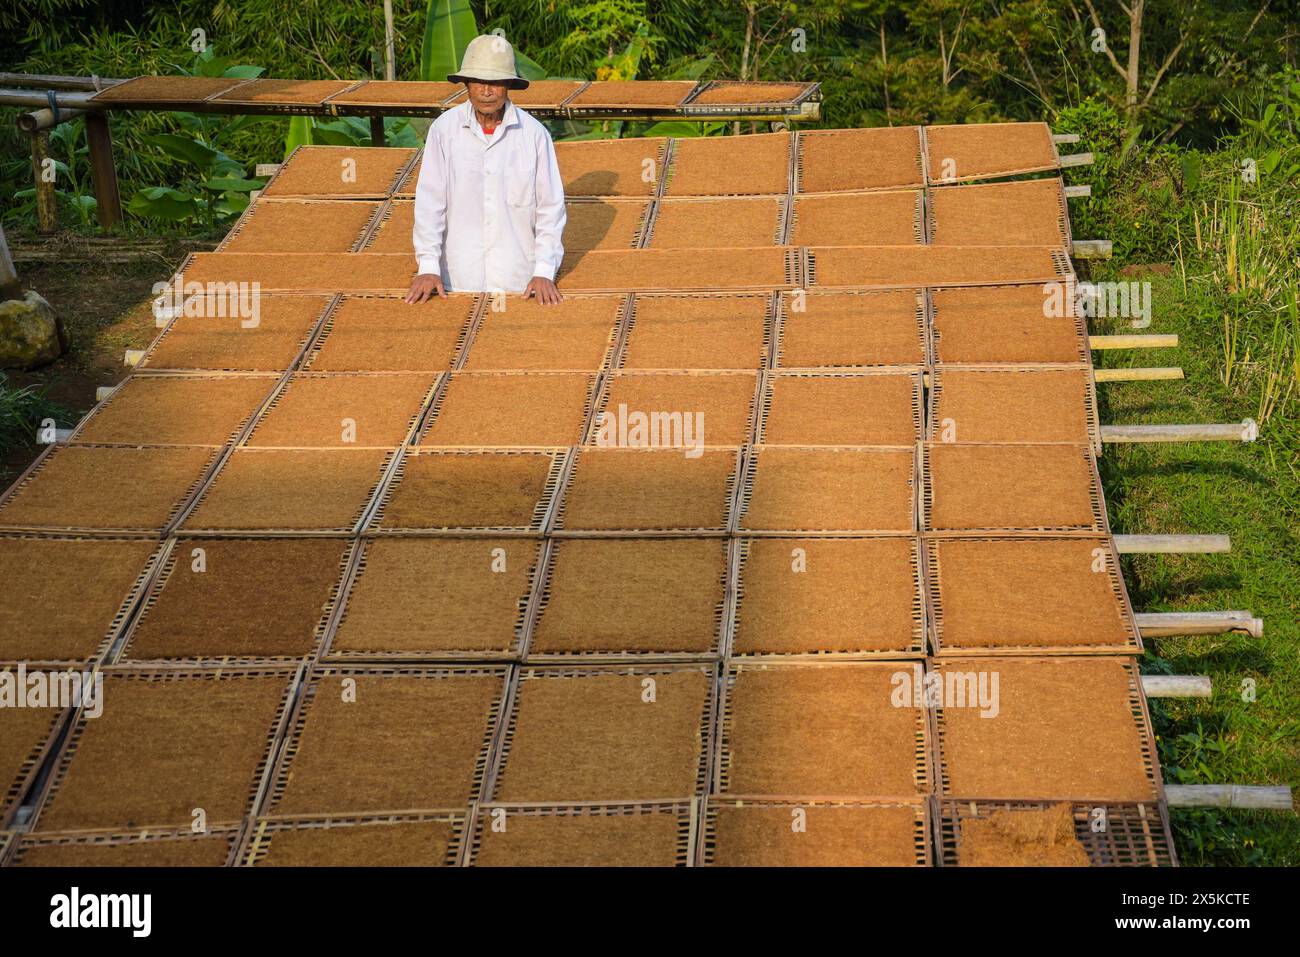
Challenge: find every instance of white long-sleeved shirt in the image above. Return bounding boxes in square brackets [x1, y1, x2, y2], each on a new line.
[412, 99, 566, 293]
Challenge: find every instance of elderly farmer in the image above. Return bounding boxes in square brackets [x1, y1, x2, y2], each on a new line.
[406, 35, 565, 305]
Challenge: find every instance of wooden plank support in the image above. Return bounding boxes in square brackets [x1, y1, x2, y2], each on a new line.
[1090, 334, 1178, 349]
[1136, 611, 1263, 638]
[369, 114, 385, 146]
[83, 111, 122, 231]
[1094, 367, 1184, 382]
[1070, 239, 1112, 259]
[254, 163, 281, 177]
[1114, 534, 1230, 554]
[1059, 151, 1095, 168]
[1165, 785, 1294, 810]
[1052, 133, 1081, 144]
[1101, 419, 1258, 444]
[1064, 184, 1091, 198]
[123, 349, 144, 367]
[95, 386, 116, 402]
[1141, 675, 1212, 698]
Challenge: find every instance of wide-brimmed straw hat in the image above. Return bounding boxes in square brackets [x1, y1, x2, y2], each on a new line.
[448, 34, 530, 90]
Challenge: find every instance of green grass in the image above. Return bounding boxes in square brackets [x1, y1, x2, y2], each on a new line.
[0, 374, 77, 458]
[1093, 273, 1300, 866]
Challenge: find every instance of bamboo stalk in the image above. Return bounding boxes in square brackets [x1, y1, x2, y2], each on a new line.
[1100, 420, 1258, 443]
[1090, 334, 1178, 349]
[1136, 611, 1263, 638]
[0, 73, 125, 92]
[1070, 239, 1112, 259]
[1064, 184, 1091, 198]
[1051, 133, 1081, 144]
[1114, 534, 1230, 553]
[1165, 785, 1293, 810]
[1058, 151, 1095, 168]
[17, 107, 87, 133]
[1141, 675, 1211, 697]
[1094, 367, 1184, 382]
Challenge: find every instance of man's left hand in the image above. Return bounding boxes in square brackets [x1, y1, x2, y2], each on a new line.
[525, 276, 563, 305]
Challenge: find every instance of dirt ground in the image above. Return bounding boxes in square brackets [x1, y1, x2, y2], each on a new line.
[2, 234, 215, 484]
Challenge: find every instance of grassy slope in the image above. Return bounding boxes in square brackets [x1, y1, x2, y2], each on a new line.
[1093, 272, 1299, 865]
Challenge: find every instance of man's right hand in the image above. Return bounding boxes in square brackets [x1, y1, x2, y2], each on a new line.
[405, 273, 447, 303]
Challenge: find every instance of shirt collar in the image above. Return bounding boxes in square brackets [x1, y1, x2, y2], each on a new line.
[458, 99, 521, 132]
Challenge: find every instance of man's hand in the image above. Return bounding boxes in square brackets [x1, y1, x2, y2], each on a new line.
[525, 276, 563, 305]
[405, 273, 446, 303]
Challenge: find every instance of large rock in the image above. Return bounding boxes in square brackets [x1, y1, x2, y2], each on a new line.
[0, 291, 63, 370]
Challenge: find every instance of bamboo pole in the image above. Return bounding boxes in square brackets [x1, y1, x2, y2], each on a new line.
[30, 131, 57, 234]
[1070, 239, 1112, 259]
[1064, 184, 1091, 198]
[1141, 675, 1211, 697]
[1101, 420, 1258, 443]
[1094, 367, 1183, 382]
[1090, 333, 1178, 349]
[0, 73, 124, 91]
[370, 114, 385, 147]
[1165, 785, 1293, 810]
[123, 349, 144, 367]
[1136, 611, 1263, 638]
[1113, 534, 1230, 554]
[1051, 133, 1081, 144]
[17, 106, 87, 133]
[1058, 151, 1095, 168]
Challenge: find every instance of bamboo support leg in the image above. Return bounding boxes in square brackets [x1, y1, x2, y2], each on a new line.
[1113, 534, 1230, 554]
[1165, 785, 1293, 810]
[1136, 611, 1263, 638]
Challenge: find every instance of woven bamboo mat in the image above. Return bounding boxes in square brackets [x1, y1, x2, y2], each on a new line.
[489, 666, 715, 803]
[71, 374, 279, 447]
[931, 284, 1087, 365]
[664, 132, 792, 196]
[929, 179, 1070, 247]
[618, 293, 772, 370]
[933, 657, 1160, 803]
[29, 668, 298, 832]
[219, 199, 379, 253]
[0, 536, 160, 664]
[118, 537, 352, 664]
[264, 666, 509, 815]
[468, 803, 692, 867]
[925, 122, 1059, 183]
[554, 447, 740, 534]
[263, 146, 415, 198]
[527, 538, 728, 659]
[926, 537, 1140, 655]
[140, 293, 332, 373]
[556, 138, 667, 198]
[302, 294, 474, 372]
[738, 446, 917, 534]
[797, 127, 924, 192]
[716, 662, 931, 798]
[731, 536, 925, 659]
[702, 799, 928, 866]
[326, 538, 540, 660]
[775, 289, 926, 368]
[789, 191, 922, 246]
[462, 295, 624, 372]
